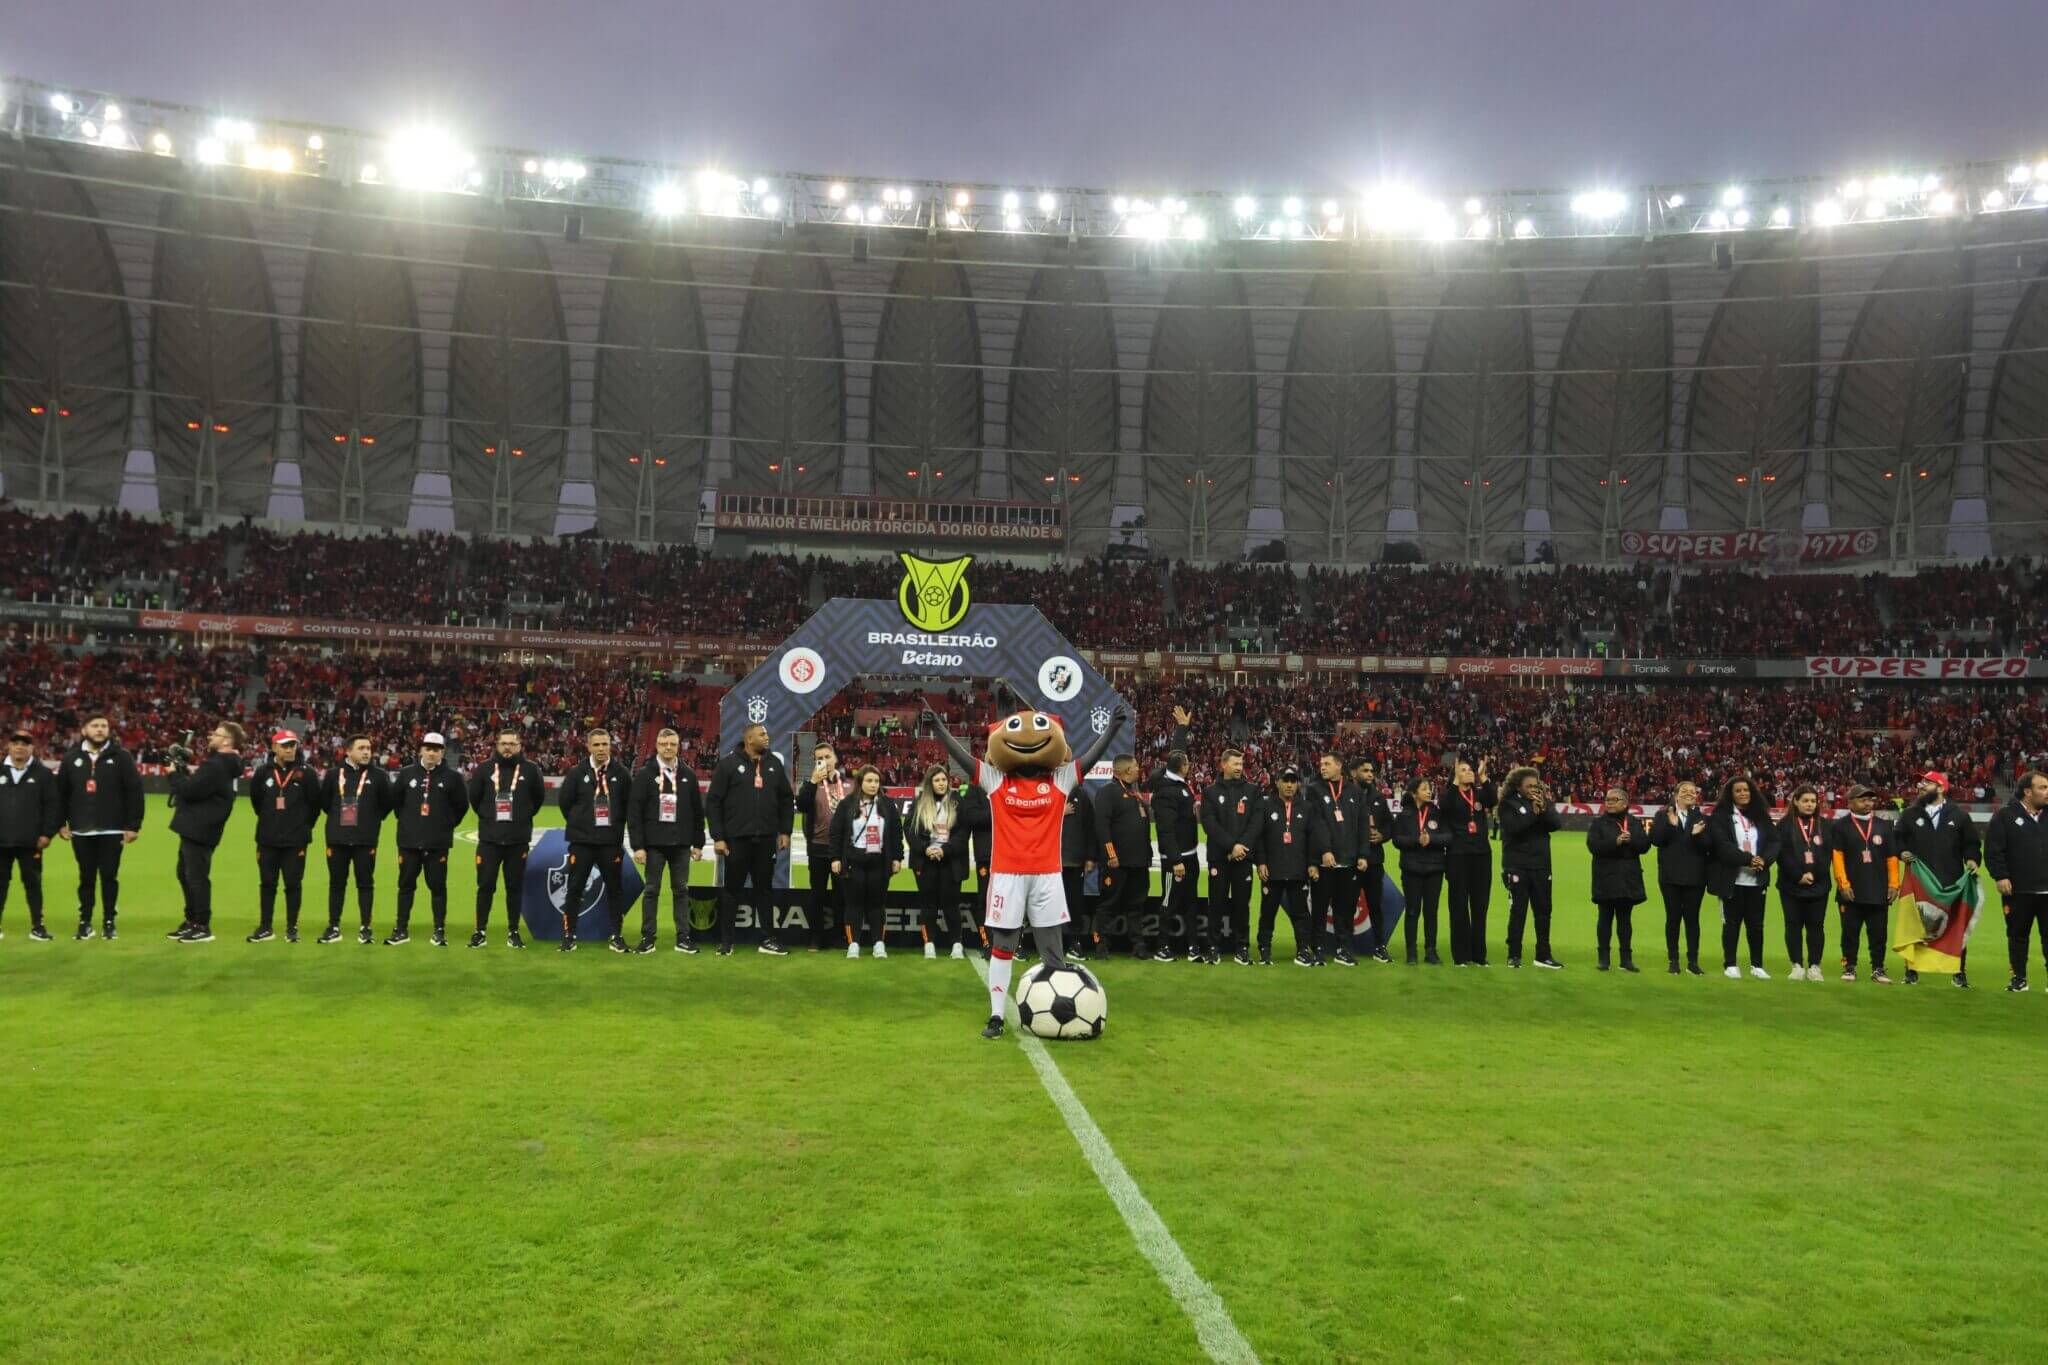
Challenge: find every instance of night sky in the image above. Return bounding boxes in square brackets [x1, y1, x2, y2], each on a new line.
[12, 0, 2046, 194]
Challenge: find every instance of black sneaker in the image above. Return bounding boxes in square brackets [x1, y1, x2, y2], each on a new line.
[1620, 959, 1640, 974]
[1508, 956, 1522, 969]
[1152, 946, 1175, 963]
[247, 927, 275, 943]
[2007, 977, 2029, 993]
[101, 922, 117, 941]
[1954, 973, 1970, 990]
[1066, 945, 1089, 963]
[1405, 951, 1419, 966]
[1424, 950, 1442, 966]
[1535, 956, 1563, 971]
[285, 928, 299, 944]
[167, 922, 195, 940]
[1597, 958, 1611, 972]
[1332, 949, 1358, 967]
[357, 927, 373, 946]
[759, 938, 790, 957]
[675, 937, 699, 955]
[981, 1015, 1005, 1040]
[29, 924, 54, 942]
[468, 930, 488, 948]
[181, 925, 214, 943]
[1667, 959, 1682, 975]
[74, 921, 96, 942]
[508, 932, 525, 949]
[383, 930, 410, 946]
[1686, 961, 1704, 976]
[559, 935, 577, 953]
[431, 929, 448, 947]
[717, 944, 734, 956]
[1292, 949, 1315, 968]
[1370, 948, 1393, 964]
[604, 935, 626, 954]
[635, 938, 657, 955]
[316, 926, 343, 945]
[1234, 947, 1253, 967]
[1904, 969, 1920, 985]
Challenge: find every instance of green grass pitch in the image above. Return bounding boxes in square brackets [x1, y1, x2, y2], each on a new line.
[2, 796, 2043, 1362]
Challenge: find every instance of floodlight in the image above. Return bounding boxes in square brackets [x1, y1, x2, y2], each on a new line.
[953, 189, 971, 208]
[196, 137, 225, 165]
[1571, 190, 1627, 218]
[103, 103, 122, 122]
[1002, 191, 1020, 211]
[1281, 195, 1303, 217]
[650, 183, 686, 215]
[1769, 205, 1792, 226]
[1930, 191, 1956, 214]
[1003, 211, 1022, 230]
[360, 163, 380, 183]
[1112, 196, 1130, 214]
[1665, 193, 1685, 209]
[761, 194, 781, 215]
[1919, 173, 1939, 192]
[2009, 165, 2033, 185]
[1984, 189, 2008, 210]
[1183, 215, 1207, 240]
[269, 147, 294, 174]
[149, 130, 173, 155]
[2036, 184, 2048, 204]
[1731, 208, 1751, 227]
[1513, 217, 1536, 238]
[945, 209, 962, 227]
[2037, 161, 2048, 181]
[866, 204, 884, 223]
[1720, 186, 1743, 207]
[1233, 195, 1256, 218]
[80, 121, 98, 139]
[1320, 199, 1338, 218]
[1863, 198, 1886, 219]
[752, 178, 770, 196]
[1707, 208, 1729, 228]
[305, 133, 323, 151]
[49, 94, 72, 114]
[523, 159, 539, 174]
[827, 182, 847, 201]
[1037, 192, 1057, 213]
[1464, 196, 1484, 214]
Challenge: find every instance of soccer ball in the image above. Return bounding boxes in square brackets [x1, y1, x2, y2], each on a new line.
[1016, 962, 1106, 1040]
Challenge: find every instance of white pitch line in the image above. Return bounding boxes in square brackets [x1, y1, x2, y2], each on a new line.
[973, 957, 1259, 1365]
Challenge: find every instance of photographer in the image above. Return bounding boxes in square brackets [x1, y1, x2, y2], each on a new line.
[167, 723, 247, 943]
[1499, 766, 1563, 969]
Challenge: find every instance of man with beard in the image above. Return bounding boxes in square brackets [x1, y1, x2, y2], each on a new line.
[1830, 784, 1897, 983]
[1308, 752, 1364, 967]
[1203, 749, 1260, 967]
[318, 735, 392, 945]
[1895, 770, 1982, 988]
[556, 727, 636, 953]
[1349, 756, 1396, 963]
[1255, 766, 1317, 967]
[1094, 753, 1154, 958]
[1985, 769, 2048, 993]
[53, 714, 144, 940]
[467, 729, 545, 948]
[167, 722, 247, 943]
[0, 728, 60, 941]
[1148, 706, 1200, 962]
[794, 742, 850, 951]
[247, 730, 320, 942]
[629, 727, 705, 953]
[705, 722, 795, 956]
[388, 733, 468, 946]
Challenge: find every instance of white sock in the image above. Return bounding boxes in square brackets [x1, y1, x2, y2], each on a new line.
[988, 951, 1014, 1018]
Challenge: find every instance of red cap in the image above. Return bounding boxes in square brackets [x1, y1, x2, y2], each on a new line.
[1920, 770, 1948, 791]
[271, 730, 299, 745]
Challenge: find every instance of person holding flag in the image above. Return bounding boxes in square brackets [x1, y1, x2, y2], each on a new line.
[1984, 769, 2048, 992]
[1893, 771, 1983, 988]
[1831, 785, 1899, 983]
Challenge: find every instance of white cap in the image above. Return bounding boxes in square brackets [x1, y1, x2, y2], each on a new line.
[423, 732, 446, 747]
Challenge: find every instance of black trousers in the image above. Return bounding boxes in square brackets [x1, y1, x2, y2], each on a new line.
[1062, 867, 1091, 948]
[257, 845, 308, 929]
[1595, 901, 1636, 960]
[2007, 892, 2048, 980]
[474, 842, 527, 933]
[1359, 860, 1388, 952]
[396, 847, 450, 930]
[1780, 890, 1828, 968]
[1209, 859, 1254, 953]
[841, 856, 890, 945]
[326, 845, 377, 928]
[562, 843, 627, 937]
[1402, 869, 1444, 957]
[72, 834, 124, 924]
[720, 836, 778, 947]
[1661, 883, 1704, 964]
[1312, 866, 1355, 955]
[1839, 901, 1886, 971]
[1504, 870, 1553, 961]
[1161, 861, 1202, 951]
[641, 846, 692, 942]
[1718, 885, 1767, 968]
[915, 862, 964, 948]
[1098, 864, 1149, 950]
[1256, 878, 1308, 955]
[1446, 854, 1491, 964]
[0, 846, 45, 925]
[177, 838, 217, 926]
[807, 857, 842, 948]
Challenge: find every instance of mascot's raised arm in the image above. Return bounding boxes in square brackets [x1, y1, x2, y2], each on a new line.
[922, 700, 1127, 1038]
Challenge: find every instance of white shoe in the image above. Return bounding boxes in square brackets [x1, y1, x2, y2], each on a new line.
[1724, 966, 1741, 979]
[846, 943, 861, 959]
[924, 941, 937, 959]
[1807, 964, 1824, 982]
[1750, 966, 1770, 980]
[873, 942, 888, 959]
[1788, 965, 1805, 982]
[950, 942, 965, 960]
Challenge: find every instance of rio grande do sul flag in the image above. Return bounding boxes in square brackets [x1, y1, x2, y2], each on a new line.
[1890, 861, 1985, 975]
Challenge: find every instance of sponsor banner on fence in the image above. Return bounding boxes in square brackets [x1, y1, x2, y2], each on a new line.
[1617, 527, 1883, 563]
[1609, 658, 1753, 679]
[1448, 656, 1606, 678]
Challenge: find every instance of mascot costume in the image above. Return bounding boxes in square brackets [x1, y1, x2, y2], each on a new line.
[925, 702, 1126, 1038]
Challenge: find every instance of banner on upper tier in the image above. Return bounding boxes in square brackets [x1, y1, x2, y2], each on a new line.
[1617, 528, 1883, 562]
[1796, 655, 2034, 681]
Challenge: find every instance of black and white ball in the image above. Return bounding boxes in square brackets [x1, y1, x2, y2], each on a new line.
[1016, 961, 1106, 1040]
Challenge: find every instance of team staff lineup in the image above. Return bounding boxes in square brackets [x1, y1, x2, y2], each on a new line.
[3, 708, 2046, 1006]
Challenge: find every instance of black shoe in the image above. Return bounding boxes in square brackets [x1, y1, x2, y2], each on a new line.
[357, 927, 373, 946]
[1152, 946, 1175, 963]
[1371, 947, 1393, 964]
[1066, 945, 1088, 963]
[1598, 957, 1611, 972]
[759, 938, 790, 957]
[74, 921, 96, 942]
[508, 932, 525, 949]
[1257, 946, 1273, 966]
[1535, 956, 1563, 971]
[383, 930, 410, 946]
[468, 930, 488, 948]
[1954, 973, 1970, 990]
[717, 944, 734, 957]
[29, 924, 54, 942]
[1904, 969, 1920, 985]
[2007, 977, 2029, 993]
[1621, 959, 1640, 973]
[636, 938, 657, 955]
[101, 922, 117, 941]
[247, 927, 275, 944]
[675, 937, 699, 955]
[1424, 949, 1442, 965]
[1234, 948, 1253, 967]
[608, 935, 630, 954]
[1667, 958, 1681, 975]
[559, 935, 577, 953]
[285, 928, 299, 944]
[167, 922, 194, 940]
[180, 925, 214, 943]
[1508, 956, 1522, 969]
[1293, 949, 1315, 967]
[1332, 949, 1358, 967]
[317, 926, 343, 945]
[431, 929, 447, 947]
[1686, 960, 1704, 976]
[981, 1015, 1005, 1040]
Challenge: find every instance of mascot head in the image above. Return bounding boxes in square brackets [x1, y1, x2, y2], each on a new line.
[986, 708, 1071, 775]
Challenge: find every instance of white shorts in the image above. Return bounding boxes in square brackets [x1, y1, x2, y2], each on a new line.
[984, 871, 1070, 931]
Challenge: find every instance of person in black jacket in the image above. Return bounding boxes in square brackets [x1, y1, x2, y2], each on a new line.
[54, 714, 144, 940]
[1093, 754, 1154, 958]
[629, 727, 705, 954]
[318, 735, 392, 945]
[246, 729, 321, 942]
[1985, 769, 2048, 992]
[1830, 784, 1898, 983]
[1499, 766, 1564, 969]
[1707, 774, 1777, 979]
[1308, 752, 1366, 968]
[1150, 708, 1200, 962]
[1648, 779, 1711, 975]
[556, 727, 636, 953]
[1203, 747, 1259, 966]
[167, 722, 247, 943]
[829, 765, 903, 957]
[1350, 756, 1396, 963]
[1443, 757, 1496, 967]
[1254, 767, 1316, 966]
[388, 732, 468, 946]
[1775, 784, 1832, 981]
[0, 728, 61, 941]
[467, 729, 545, 948]
[1060, 785, 1098, 962]
[704, 722, 795, 956]
[1895, 770, 1983, 988]
[1586, 788, 1652, 972]
[909, 766, 971, 959]
[1391, 773, 1448, 965]
[794, 742, 851, 951]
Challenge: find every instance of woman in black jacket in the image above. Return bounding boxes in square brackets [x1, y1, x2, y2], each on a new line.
[906, 766, 969, 960]
[1648, 780, 1712, 975]
[1707, 774, 1778, 979]
[1498, 766, 1564, 969]
[1775, 783, 1831, 981]
[1585, 788, 1652, 972]
[1391, 773, 1449, 964]
[828, 766, 903, 959]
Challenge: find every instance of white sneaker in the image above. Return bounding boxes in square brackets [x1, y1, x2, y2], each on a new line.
[1724, 966, 1741, 979]
[846, 943, 861, 959]
[924, 941, 937, 959]
[1788, 965, 1805, 982]
[950, 942, 965, 960]
[873, 942, 888, 959]
[1807, 964, 1824, 982]
[1750, 966, 1770, 980]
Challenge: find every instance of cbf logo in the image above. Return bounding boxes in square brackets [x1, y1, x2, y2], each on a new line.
[746, 695, 770, 724]
[898, 552, 974, 632]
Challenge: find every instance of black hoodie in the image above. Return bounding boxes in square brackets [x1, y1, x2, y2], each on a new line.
[468, 754, 546, 846]
[55, 739, 144, 835]
[249, 757, 321, 848]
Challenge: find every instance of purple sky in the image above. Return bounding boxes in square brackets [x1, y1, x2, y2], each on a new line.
[14, 0, 2046, 192]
